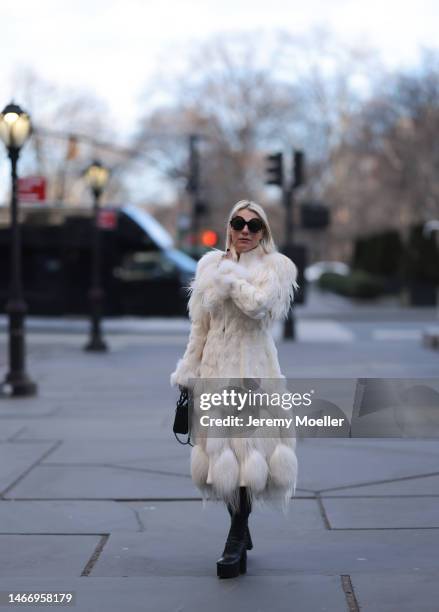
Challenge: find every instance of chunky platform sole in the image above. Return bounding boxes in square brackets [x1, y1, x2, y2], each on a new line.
[217, 549, 247, 579]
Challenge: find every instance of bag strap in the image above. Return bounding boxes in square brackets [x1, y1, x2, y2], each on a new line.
[174, 431, 193, 446]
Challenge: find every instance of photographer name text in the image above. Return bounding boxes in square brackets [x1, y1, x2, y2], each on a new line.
[199, 415, 345, 428]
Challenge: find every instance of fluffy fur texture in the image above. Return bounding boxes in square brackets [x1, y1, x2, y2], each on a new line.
[269, 443, 299, 495]
[170, 243, 300, 513]
[190, 444, 210, 490]
[241, 449, 269, 493]
[209, 447, 240, 497]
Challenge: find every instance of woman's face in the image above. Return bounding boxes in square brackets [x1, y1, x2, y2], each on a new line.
[230, 208, 264, 254]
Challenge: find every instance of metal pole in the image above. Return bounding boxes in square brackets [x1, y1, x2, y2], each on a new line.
[84, 192, 107, 352]
[284, 185, 293, 247]
[188, 134, 200, 252]
[283, 184, 296, 340]
[1, 149, 37, 396]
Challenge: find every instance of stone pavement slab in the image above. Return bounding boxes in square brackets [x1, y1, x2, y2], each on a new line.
[4, 465, 194, 500]
[321, 497, 439, 528]
[40, 441, 309, 496]
[350, 572, 439, 612]
[277, 337, 439, 378]
[91, 527, 439, 577]
[126, 499, 325, 533]
[13, 419, 168, 441]
[0, 577, 348, 612]
[245, 529, 439, 575]
[4, 463, 312, 501]
[0, 442, 56, 494]
[0, 501, 138, 533]
[0, 535, 100, 577]
[0, 401, 60, 417]
[323, 474, 439, 496]
[53, 399, 170, 416]
[0, 423, 25, 441]
[297, 440, 439, 492]
[308, 438, 439, 455]
[39, 439, 190, 469]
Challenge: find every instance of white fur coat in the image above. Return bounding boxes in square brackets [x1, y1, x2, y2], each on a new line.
[170, 243, 300, 513]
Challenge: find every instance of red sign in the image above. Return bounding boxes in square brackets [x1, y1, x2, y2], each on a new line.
[98, 210, 118, 230]
[18, 176, 47, 203]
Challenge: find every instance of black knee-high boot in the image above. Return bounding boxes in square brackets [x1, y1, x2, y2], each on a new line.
[226, 492, 253, 550]
[217, 487, 252, 579]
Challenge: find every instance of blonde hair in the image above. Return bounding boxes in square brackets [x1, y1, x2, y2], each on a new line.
[225, 200, 277, 255]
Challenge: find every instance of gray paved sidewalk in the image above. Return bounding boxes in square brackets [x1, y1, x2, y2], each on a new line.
[0, 326, 438, 611]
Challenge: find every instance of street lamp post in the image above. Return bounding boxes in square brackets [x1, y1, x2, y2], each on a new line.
[83, 160, 109, 352]
[0, 102, 37, 396]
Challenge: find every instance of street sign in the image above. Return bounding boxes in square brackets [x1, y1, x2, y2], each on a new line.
[18, 176, 46, 203]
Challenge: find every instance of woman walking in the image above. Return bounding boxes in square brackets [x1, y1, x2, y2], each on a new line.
[170, 199, 300, 578]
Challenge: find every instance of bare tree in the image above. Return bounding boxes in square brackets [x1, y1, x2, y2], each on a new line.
[326, 47, 439, 252]
[135, 30, 383, 255]
[134, 32, 303, 245]
[9, 67, 129, 205]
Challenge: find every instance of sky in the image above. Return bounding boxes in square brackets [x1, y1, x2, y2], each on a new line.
[1, 0, 439, 203]
[2, 0, 439, 135]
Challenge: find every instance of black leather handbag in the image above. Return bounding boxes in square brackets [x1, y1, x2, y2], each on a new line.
[173, 386, 193, 446]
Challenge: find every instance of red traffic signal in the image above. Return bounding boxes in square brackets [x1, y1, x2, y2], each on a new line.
[201, 229, 218, 247]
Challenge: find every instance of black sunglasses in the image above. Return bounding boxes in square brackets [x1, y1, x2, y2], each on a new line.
[230, 216, 265, 233]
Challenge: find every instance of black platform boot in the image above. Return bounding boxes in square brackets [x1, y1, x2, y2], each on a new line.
[217, 487, 251, 579]
[227, 498, 253, 550]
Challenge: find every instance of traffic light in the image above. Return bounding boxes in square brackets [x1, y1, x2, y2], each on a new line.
[265, 152, 283, 187]
[293, 150, 305, 188]
[201, 229, 218, 247]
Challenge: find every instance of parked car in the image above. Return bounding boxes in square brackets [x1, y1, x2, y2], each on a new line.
[305, 261, 350, 283]
[0, 204, 197, 317]
[113, 247, 197, 316]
